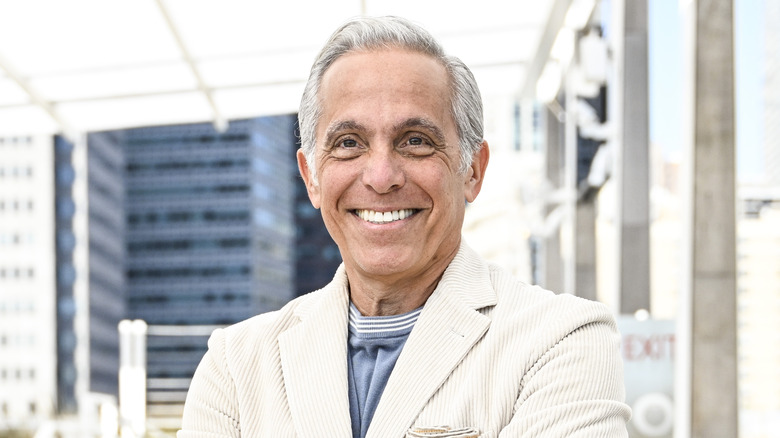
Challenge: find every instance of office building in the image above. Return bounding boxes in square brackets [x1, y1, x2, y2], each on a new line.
[737, 192, 780, 437]
[124, 116, 298, 325]
[0, 132, 125, 435]
[293, 171, 342, 297]
[0, 114, 344, 433]
[0, 135, 58, 430]
[738, 4, 780, 434]
[121, 114, 341, 427]
[55, 132, 125, 433]
[81, 131, 127, 400]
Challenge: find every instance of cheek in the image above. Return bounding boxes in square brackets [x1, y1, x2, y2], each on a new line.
[317, 168, 354, 206]
[423, 175, 465, 211]
[440, 171, 468, 197]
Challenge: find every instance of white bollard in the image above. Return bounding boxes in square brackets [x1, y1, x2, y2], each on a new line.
[118, 320, 147, 438]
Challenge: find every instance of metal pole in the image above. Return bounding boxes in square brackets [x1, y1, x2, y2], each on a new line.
[613, 0, 651, 314]
[544, 106, 565, 294]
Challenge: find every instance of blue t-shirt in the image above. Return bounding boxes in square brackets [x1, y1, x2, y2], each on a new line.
[347, 303, 422, 438]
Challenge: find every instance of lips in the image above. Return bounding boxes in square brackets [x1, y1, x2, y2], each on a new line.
[354, 208, 418, 224]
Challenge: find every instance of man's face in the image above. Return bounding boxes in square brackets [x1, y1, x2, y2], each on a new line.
[298, 48, 487, 284]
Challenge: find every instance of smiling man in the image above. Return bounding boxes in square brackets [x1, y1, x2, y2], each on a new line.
[301, 47, 481, 317]
[179, 16, 630, 438]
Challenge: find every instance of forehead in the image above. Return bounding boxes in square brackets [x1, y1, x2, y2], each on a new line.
[317, 48, 454, 134]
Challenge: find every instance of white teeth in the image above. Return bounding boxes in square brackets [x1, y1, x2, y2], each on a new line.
[356, 209, 415, 224]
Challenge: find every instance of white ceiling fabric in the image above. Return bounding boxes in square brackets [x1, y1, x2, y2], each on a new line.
[0, 0, 568, 136]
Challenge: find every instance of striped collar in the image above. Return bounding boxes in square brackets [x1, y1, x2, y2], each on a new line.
[348, 302, 423, 337]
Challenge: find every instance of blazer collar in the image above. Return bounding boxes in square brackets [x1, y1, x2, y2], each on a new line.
[278, 242, 496, 438]
[366, 242, 497, 438]
[278, 264, 353, 438]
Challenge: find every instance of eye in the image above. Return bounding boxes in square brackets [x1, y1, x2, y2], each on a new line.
[399, 133, 435, 156]
[329, 136, 365, 159]
[340, 138, 358, 148]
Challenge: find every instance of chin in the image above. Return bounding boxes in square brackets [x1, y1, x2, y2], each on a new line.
[357, 258, 414, 277]
[352, 248, 419, 277]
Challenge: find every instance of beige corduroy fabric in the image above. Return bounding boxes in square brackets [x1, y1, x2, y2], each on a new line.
[179, 242, 630, 438]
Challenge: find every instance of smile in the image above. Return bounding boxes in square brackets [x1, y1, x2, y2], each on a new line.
[354, 209, 418, 224]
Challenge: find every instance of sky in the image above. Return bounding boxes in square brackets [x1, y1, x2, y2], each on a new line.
[649, 0, 765, 182]
[734, 0, 766, 181]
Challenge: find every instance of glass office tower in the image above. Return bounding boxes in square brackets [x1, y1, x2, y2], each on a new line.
[121, 114, 336, 427]
[0, 133, 125, 434]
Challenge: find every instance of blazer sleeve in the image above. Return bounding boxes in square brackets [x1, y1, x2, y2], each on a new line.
[178, 328, 241, 438]
[500, 316, 631, 437]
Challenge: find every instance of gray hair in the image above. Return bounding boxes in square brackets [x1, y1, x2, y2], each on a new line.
[298, 16, 484, 181]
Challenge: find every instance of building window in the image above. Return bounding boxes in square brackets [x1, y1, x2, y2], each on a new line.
[57, 198, 76, 219]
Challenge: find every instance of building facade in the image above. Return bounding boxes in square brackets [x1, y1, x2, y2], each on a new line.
[54, 132, 126, 434]
[0, 131, 126, 435]
[124, 116, 299, 327]
[0, 135, 58, 430]
[1, 114, 342, 434]
[120, 114, 340, 428]
[737, 193, 780, 436]
[83, 131, 127, 400]
[293, 170, 342, 297]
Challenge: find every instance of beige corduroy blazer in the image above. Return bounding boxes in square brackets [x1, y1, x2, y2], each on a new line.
[179, 243, 630, 438]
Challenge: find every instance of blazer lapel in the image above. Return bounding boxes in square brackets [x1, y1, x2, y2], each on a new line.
[366, 244, 496, 438]
[278, 269, 353, 438]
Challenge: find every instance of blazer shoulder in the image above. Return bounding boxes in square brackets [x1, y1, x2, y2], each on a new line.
[490, 261, 610, 310]
[214, 287, 332, 352]
[487, 262, 617, 342]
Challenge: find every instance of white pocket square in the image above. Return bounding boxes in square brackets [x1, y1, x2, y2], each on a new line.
[406, 426, 480, 437]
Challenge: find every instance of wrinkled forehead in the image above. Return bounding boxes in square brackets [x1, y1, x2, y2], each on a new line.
[317, 48, 454, 120]
[319, 49, 453, 121]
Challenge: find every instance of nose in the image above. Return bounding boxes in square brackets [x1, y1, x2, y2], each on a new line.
[361, 148, 405, 194]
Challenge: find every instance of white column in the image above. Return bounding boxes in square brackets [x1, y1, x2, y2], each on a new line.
[612, 0, 651, 314]
[678, 0, 738, 436]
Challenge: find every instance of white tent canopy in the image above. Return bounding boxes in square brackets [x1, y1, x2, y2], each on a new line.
[0, 0, 588, 136]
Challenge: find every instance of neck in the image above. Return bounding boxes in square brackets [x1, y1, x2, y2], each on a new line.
[348, 276, 440, 316]
[346, 247, 458, 316]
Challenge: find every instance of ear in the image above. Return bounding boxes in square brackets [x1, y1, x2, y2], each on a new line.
[464, 140, 489, 203]
[297, 148, 321, 209]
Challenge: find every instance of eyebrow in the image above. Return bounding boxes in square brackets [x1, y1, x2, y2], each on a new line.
[322, 117, 448, 147]
[323, 120, 369, 147]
